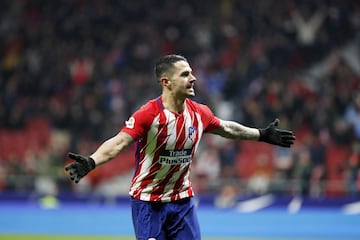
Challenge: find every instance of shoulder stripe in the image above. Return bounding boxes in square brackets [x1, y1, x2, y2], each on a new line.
[157, 96, 164, 110]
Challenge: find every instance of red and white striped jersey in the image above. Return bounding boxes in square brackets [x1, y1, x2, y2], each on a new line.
[121, 96, 220, 202]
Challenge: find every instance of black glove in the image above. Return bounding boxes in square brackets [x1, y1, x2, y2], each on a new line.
[64, 152, 96, 183]
[259, 119, 295, 148]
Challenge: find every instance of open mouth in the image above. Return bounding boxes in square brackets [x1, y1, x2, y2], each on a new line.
[186, 84, 194, 89]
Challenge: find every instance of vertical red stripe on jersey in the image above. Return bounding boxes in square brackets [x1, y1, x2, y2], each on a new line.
[170, 114, 189, 201]
[175, 113, 187, 149]
[170, 110, 199, 201]
[135, 111, 169, 200]
[150, 112, 187, 201]
[170, 164, 191, 201]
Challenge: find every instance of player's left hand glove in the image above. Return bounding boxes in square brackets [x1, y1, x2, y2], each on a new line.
[258, 118, 295, 148]
[64, 152, 96, 183]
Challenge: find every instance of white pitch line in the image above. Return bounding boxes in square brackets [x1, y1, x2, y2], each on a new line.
[342, 201, 360, 215]
[236, 194, 275, 213]
[287, 196, 303, 214]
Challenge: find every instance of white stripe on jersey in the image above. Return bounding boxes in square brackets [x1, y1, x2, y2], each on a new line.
[194, 112, 204, 155]
[130, 114, 161, 201]
[147, 110, 176, 198]
[163, 105, 198, 198]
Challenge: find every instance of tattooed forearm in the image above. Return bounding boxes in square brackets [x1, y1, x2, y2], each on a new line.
[210, 120, 260, 140]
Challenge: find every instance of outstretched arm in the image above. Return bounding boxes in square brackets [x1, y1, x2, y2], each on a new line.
[210, 120, 260, 140]
[210, 118, 295, 147]
[90, 132, 134, 166]
[65, 132, 134, 183]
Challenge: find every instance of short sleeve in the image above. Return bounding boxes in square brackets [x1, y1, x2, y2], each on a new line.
[121, 104, 154, 140]
[196, 103, 221, 132]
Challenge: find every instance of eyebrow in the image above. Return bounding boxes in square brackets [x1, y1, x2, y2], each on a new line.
[180, 70, 190, 77]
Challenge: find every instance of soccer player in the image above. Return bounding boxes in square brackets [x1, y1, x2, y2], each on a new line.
[65, 54, 295, 240]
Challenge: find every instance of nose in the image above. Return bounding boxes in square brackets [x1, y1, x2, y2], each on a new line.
[190, 73, 196, 82]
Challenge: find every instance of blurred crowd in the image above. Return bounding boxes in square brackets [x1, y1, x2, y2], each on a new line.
[0, 0, 360, 201]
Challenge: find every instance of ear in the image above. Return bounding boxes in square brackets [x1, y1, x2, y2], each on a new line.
[160, 77, 171, 87]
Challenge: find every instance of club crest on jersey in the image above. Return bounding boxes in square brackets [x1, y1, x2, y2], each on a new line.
[125, 117, 135, 129]
[188, 126, 197, 142]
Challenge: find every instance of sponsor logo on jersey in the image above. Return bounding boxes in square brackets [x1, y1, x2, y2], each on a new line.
[159, 149, 192, 165]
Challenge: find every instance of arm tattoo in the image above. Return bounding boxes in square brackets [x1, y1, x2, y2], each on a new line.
[211, 120, 259, 140]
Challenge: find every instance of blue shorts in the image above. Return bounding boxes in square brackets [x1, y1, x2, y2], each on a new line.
[130, 197, 201, 240]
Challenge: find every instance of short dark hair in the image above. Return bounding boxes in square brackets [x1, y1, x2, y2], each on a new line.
[154, 54, 188, 79]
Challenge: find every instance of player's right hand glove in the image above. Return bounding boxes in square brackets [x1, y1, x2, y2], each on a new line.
[258, 118, 295, 148]
[64, 152, 96, 183]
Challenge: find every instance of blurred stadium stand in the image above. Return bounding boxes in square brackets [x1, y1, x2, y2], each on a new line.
[0, 0, 360, 200]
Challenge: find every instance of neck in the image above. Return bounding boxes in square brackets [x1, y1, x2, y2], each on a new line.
[161, 93, 186, 113]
